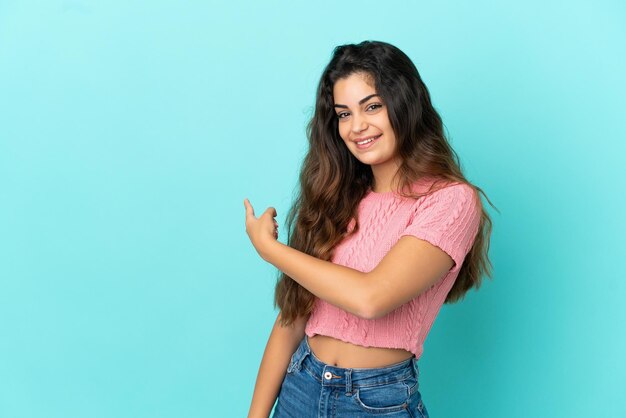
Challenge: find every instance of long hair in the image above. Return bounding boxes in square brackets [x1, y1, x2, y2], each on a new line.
[274, 40, 497, 327]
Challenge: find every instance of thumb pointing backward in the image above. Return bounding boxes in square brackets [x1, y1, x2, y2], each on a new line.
[244, 198, 255, 218]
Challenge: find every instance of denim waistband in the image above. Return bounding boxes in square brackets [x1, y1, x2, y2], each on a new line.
[288, 336, 419, 394]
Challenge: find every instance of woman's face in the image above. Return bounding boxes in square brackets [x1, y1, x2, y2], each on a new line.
[333, 72, 400, 169]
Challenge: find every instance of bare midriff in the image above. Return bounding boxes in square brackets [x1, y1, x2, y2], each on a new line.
[307, 334, 414, 368]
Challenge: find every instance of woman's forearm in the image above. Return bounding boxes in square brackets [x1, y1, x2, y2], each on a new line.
[248, 313, 308, 418]
[261, 241, 371, 318]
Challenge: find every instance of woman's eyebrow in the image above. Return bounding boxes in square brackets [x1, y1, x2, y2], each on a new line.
[334, 94, 380, 108]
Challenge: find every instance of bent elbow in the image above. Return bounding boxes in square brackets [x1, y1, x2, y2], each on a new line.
[358, 305, 376, 320]
[359, 295, 385, 320]
[358, 275, 386, 320]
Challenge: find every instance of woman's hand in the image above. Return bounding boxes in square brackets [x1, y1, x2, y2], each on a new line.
[244, 198, 279, 260]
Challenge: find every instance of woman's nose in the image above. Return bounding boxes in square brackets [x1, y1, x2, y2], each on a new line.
[351, 114, 368, 133]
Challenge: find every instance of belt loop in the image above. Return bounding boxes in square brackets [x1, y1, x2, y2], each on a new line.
[289, 339, 309, 372]
[298, 338, 312, 370]
[345, 369, 353, 396]
[412, 358, 419, 379]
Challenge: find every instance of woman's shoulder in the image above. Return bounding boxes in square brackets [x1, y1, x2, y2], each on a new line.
[410, 176, 475, 197]
[406, 178, 479, 216]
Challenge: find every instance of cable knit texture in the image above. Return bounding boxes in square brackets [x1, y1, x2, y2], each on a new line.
[304, 177, 482, 359]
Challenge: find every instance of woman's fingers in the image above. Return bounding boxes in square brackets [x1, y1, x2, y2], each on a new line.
[264, 206, 277, 219]
[244, 199, 278, 236]
[244, 199, 277, 220]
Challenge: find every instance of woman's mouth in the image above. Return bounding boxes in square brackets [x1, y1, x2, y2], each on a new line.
[355, 134, 382, 150]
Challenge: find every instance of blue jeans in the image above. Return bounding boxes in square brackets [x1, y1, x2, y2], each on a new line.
[272, 335, 429, 417]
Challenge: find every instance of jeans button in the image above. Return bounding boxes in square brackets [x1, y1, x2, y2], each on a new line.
[324, 371, 332, 380]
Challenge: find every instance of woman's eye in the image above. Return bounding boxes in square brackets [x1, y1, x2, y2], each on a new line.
[336, 104, 380, 119]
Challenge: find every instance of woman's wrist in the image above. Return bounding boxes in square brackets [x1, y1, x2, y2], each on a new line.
[260, 238, 281, 263]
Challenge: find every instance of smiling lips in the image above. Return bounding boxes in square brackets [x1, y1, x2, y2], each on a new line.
[354, 134, 382, 149]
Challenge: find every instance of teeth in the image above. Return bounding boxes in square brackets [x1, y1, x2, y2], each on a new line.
[357, 136, 378, 145]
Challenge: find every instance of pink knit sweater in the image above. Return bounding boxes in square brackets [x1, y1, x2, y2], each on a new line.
[304, 178, 482, 358]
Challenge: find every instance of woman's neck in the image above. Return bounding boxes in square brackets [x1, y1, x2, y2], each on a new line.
[370, 159, 402, 193]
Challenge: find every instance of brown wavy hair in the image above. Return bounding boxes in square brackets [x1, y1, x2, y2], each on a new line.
[274, 40, 498, 327]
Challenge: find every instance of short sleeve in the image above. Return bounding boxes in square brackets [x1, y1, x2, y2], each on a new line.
[399, 183, 481, 273]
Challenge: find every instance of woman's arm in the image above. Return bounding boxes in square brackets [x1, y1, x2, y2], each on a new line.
[260, 238, 452, 320]
[247, 312, 308, 418]
[243, 199, 450, 319]
[244, 183, 480, 320]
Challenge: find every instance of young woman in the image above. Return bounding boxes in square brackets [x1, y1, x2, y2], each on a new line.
[244, 40, 495, 418]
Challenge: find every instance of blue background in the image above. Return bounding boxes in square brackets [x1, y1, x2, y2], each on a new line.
[1, 1, 625, 417]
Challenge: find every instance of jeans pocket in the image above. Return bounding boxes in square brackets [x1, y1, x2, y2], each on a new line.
[353, 380, 411, 413]
[405, 374, 419, 395]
